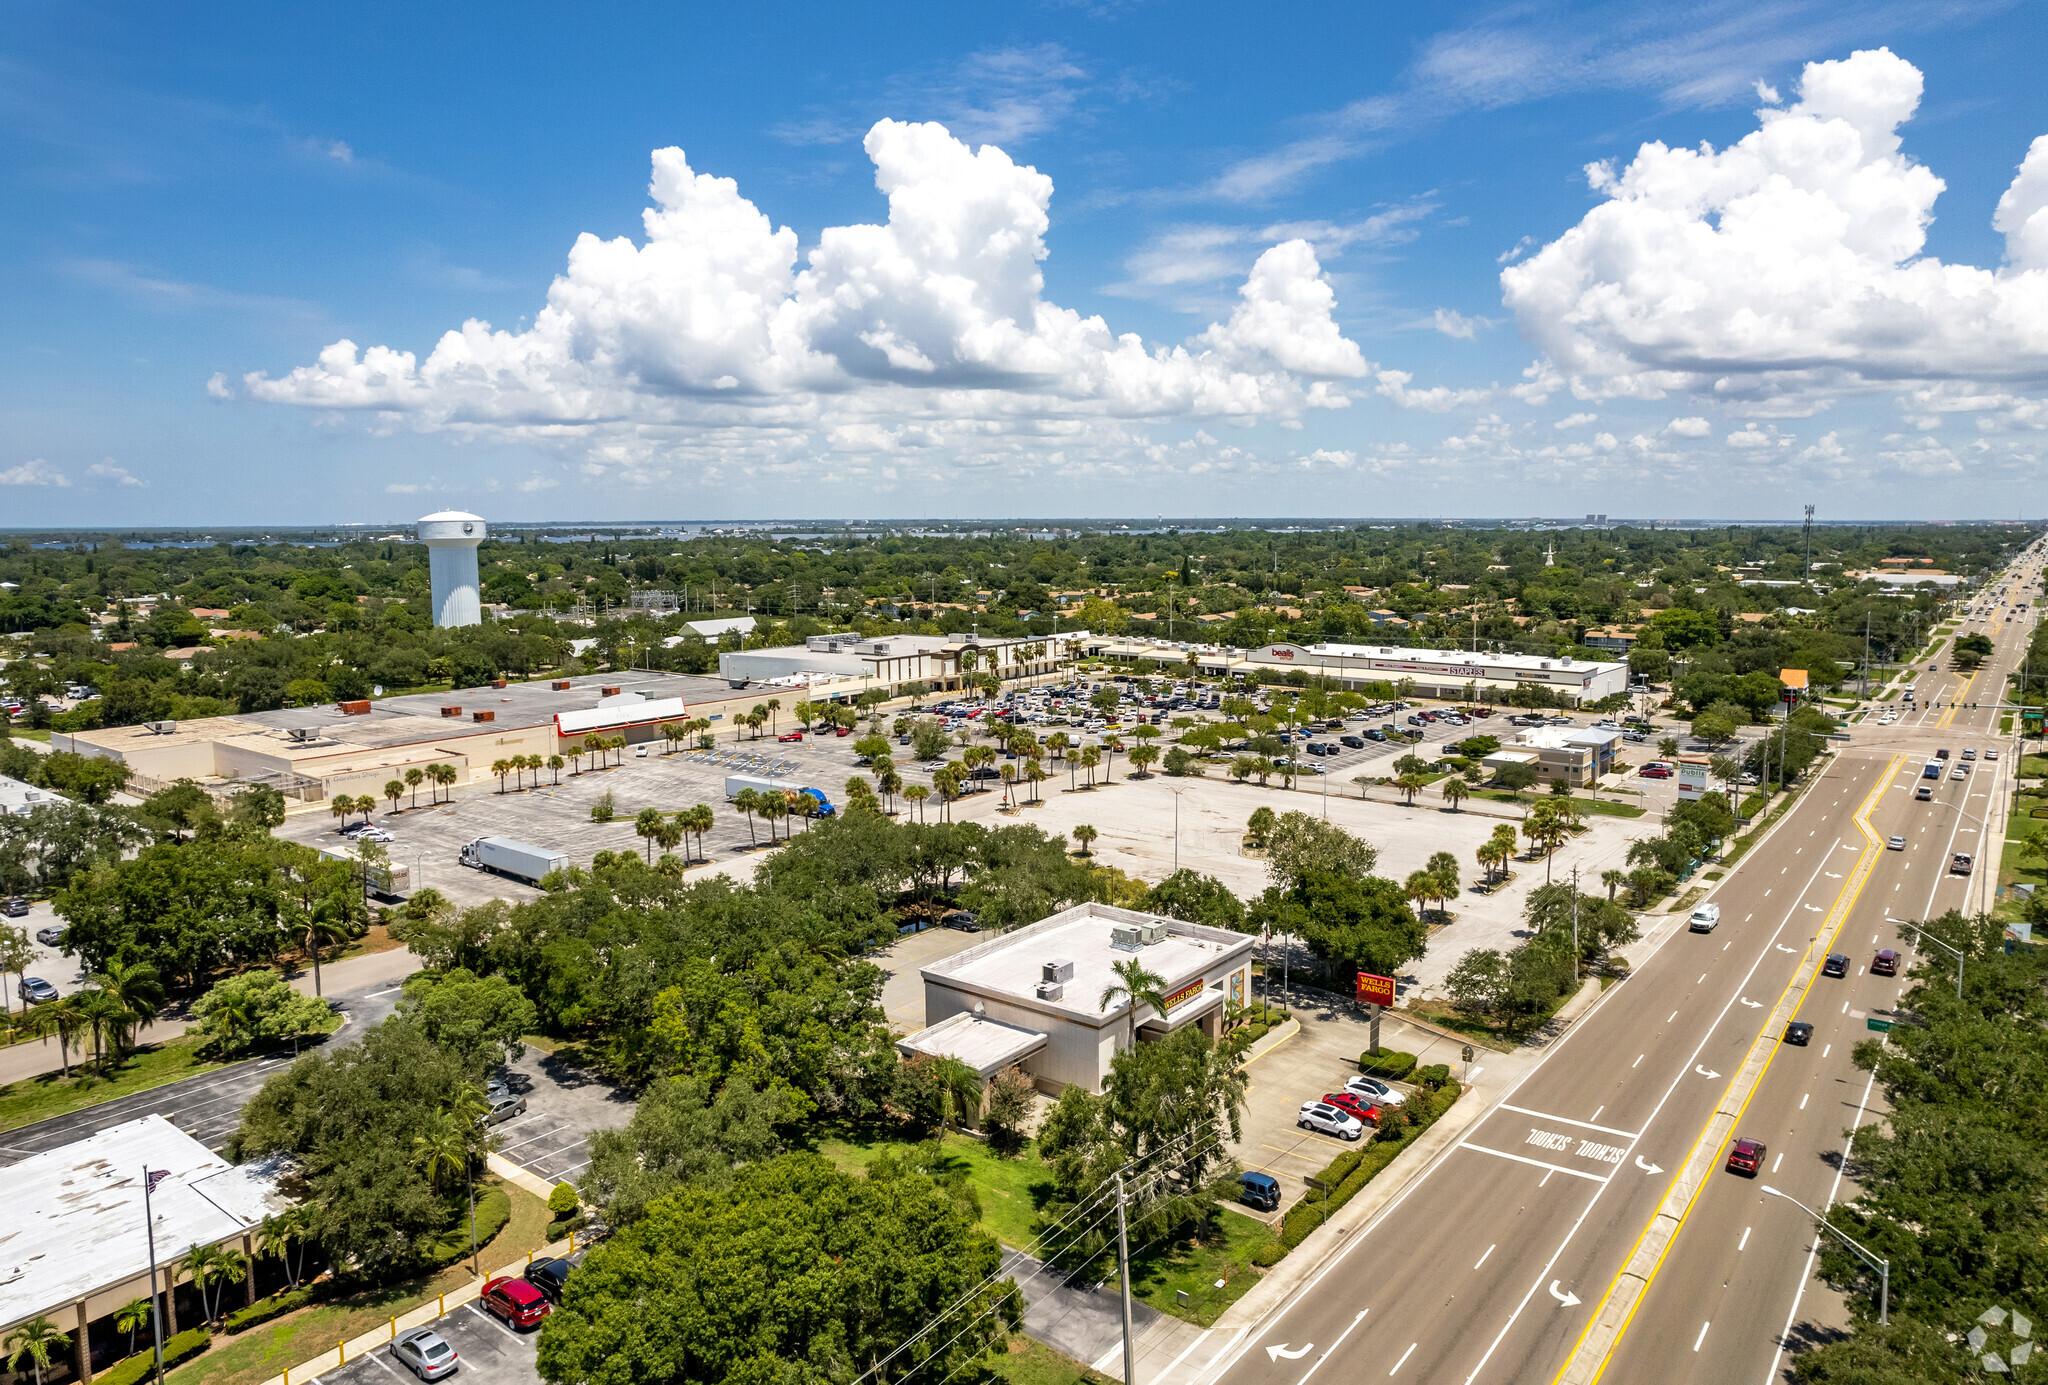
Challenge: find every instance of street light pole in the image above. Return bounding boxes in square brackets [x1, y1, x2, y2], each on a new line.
[1761, 1185, 1889, 1324]
[1893, 917, 1965, 1000]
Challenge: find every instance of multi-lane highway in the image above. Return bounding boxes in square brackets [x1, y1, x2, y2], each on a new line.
[1187, 541, 2042, 1385]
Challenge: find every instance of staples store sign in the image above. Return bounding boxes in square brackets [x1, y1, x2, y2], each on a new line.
[1368, 661, 1488, 679]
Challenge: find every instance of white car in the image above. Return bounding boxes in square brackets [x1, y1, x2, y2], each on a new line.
[355, 827, 395, 843]
[1688, 903, 1721, 933]
[1298, 1101, 1364, 1141]
[1343, 1074, 1407, 1107]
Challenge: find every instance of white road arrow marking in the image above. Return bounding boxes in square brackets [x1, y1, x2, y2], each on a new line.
[1697, 1065, 1722, 1079]
[1268, 1344, 1313, 1362]
[1550, 1281, 1582, 1308]
[1777, 945, 1797, 953]
[1635, 1155, 1663, 1174]
[1825, 872, 1843, 878]
[1740, 998, 1762, 1008]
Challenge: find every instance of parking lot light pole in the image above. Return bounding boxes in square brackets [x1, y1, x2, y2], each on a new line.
[1761, 1185, 1888, 1324]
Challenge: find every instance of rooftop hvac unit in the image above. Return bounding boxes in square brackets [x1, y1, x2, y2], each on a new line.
[1138, 923, 1168, 945]
[1110, 924, 1145, 949]
[143, 720, 177, 734]
[1042, 958, 1074, 984]
[286, 727, 318, 742]
[1035, 981, 1065, 1002]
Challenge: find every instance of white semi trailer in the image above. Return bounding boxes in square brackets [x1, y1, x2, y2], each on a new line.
[459, 836, 570, 885]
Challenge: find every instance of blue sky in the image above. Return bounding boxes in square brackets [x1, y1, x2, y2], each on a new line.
[3, 0, 2044, 525]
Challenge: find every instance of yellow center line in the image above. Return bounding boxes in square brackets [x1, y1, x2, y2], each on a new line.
[1553, 753, 1903, 1385]
[1936, 670, 1979, 731]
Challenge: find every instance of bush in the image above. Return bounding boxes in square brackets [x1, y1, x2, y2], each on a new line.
[549, 1181, 580, 1217]
[99, 1329, 210, 1385]
[1251, 1239, 1287, 1267]
[1357, 1050, 1417, 1081]
[591, 791, 616, 822]
[1415, 1064, 1451, 1090]
[421, 1184, 510, 1266]
[224, 1285, 323, 1334]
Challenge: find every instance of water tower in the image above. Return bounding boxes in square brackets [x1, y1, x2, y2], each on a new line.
[417, 510, 486, 627]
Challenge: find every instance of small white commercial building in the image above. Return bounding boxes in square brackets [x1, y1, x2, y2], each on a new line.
[0, 1116, 289, 1378]
[1244, 642, 1628, 704]
[903, 903, 1256, 1094]
[0, 773, 63, 817]
[1480, 725, 1623, 786]
[719, 631, 1077, 695]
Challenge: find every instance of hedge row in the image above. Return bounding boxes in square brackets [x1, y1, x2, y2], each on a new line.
[420, 1185, 511, 1266]
[225, 1284, 324, 1334]
[1356, 1050, 1417, 1081]
[99, 1329, 210, 1385]
[1276, 1081, 1464, 1251]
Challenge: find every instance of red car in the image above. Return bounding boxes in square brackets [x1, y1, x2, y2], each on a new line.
[1872, 949, 1900, 976]
[777, 731, 803, 742]
[1322, 1092, 1380, 1125]
[1725, 1139, 1766, 1177]
[1639, 764, 1672, 779]
[480, 1276, 551, 1330]
[833, 726, 851, 737]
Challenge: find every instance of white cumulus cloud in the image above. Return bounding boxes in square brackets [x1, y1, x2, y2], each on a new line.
[1554, 412, 1597, 429]
[1664, 416, 1713, 437]
[86, 461, 146, 487]
[239, 121, 1373, 468]
[1500, 48, 2048, 410]
[0, 459, 69, 487]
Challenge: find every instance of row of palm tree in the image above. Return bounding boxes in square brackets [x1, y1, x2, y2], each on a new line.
[658, 718, 715, 752]
[488, 753, 566, 793]
[22, 960, 165, 1077]
[632, 803, 715, 862]
[729, 786, 826, 844]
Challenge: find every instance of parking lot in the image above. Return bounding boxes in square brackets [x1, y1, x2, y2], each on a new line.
[484, 1042, 636, 1186]
[312, 1283, 549, 1385]
[1229, 999, 1472, 1220]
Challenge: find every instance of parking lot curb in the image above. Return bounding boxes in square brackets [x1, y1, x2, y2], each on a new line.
[258, 1231, 581, 1385]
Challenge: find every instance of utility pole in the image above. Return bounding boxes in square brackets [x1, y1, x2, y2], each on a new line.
[1114, 1172, 1136, 1385]
[1571, 863, 1581, 982]
[1802, 504, 1815, 579]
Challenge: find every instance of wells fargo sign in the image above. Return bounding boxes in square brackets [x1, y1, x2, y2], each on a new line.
[1162, 978, 1206, 1011]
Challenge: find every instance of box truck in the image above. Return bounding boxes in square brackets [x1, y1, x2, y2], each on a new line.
[459, 836, 571, 885]
[722, 774, 836, 817]
[317, 847, 411, 898]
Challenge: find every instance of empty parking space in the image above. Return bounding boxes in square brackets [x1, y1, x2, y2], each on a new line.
[489, 1109, 594, 1184]
[316, 1292, 544, 1385]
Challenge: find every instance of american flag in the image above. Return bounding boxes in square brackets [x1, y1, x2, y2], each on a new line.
[144, 1168, 171, 1195]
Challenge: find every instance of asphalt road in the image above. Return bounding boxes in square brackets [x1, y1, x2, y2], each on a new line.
[1183, 542, 2042, 1385]
[1603, 547, 2042, 1385]
[0, 972, 412, 1165]
[312, 1283, 547, 1385]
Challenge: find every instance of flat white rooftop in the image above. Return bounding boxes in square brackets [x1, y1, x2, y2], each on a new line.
[923, 903, 1253, 1029]
[0, 1115, 287, 1329]
[895, 1012, 1049, 1077]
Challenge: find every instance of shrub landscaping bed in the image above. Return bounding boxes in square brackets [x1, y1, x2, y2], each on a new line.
[103, 1330, 210, 1385]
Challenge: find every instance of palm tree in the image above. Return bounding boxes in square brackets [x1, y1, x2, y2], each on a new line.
[301, 899, 352, 998]
[491, 759, 510, 793]
[413, 1110, 469, 1195]
[1072, 823, 1099, 856]
[548, 754, 565, 785]
[766, 697, 782, 735]
[1601, 868, 1628, 902]
[1442, 778, 1469, 811]
[568, 745, 585, 776]
[999, 763, 1018, 808]
[932, 1056, 982, 1134]
[1394, 772, 1426, 805]
[385, 779, 405, 814]
[1405, 869, 1438, 921]
[936, 771, 962, 822]
[433, 763, 457, 802]
[328, 795, 350, 830]
[86, 959, 163, 1059]
[733, 788, 760, 845]
[584, 733, 604, 768]
[115, 1298, 153, 1357]
[1025, 761, 1046, 803]
[76, 988, 127, 1069]
[259, 1207, 313, 1289]
[1427, 851, 1460, 913]
[683, 804, 714, 860]
[1097, 956, 1167, 1048]
[635, 807, 664, 862]
[29, 993, 87, 1077]
[4, 1315, 70, 1385]
[182, 1241, 245, 1326]
[1077, 745, 1101, 787]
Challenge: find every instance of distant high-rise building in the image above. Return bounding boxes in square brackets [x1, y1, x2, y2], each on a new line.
[417, 510, 486, 627]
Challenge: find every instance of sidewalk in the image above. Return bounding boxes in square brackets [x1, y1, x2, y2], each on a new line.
[0, 946, 421, 1087]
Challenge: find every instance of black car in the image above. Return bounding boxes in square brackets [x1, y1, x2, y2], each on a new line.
[1364, 729, 1387, 742]
[525, 1256, 573, 1304]
[1783, 1021, 1813, 1046]
[1340, 735, 1365, 749]
[940, 909, 979, 931]
[1822, 953, 1850, 978]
